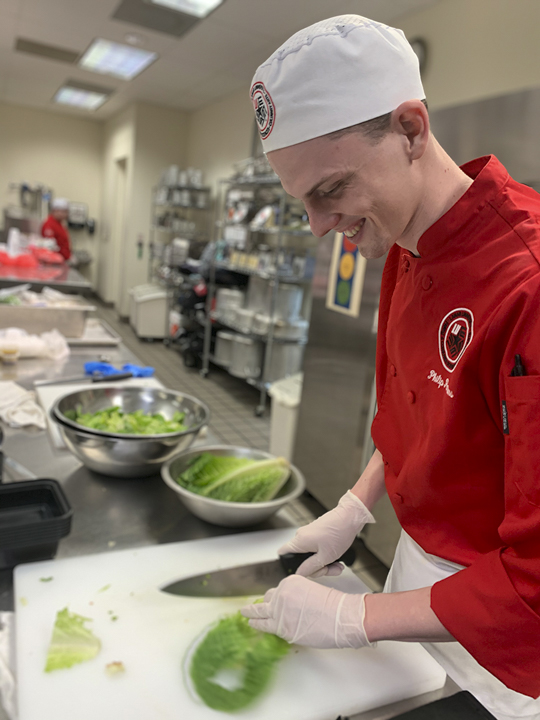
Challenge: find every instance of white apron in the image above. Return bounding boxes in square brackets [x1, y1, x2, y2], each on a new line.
[384, 531, 540, 720]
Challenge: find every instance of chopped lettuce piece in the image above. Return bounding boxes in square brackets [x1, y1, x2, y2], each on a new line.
[188, 611, 289, 712]
[176, 453, 291, 503]
[106, 661, 125, 676]
[44, 608, 101, 672]
[68, 406, 187, 435]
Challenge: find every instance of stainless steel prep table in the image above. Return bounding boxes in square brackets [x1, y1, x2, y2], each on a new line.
[0, 341, 455, 720]
[0, 263, 92, 296]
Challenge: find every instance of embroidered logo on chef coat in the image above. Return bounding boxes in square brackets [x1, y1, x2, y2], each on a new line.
[250, 81, 276, 140]
[438, 308, 474, 373]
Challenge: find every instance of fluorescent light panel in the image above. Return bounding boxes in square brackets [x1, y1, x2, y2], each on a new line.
[148, 0, 223, 18]
[54, 87, 108, 110]
[79, 39, 157, 80]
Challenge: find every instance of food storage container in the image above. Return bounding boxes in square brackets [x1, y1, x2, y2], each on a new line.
[265, 343, 305, 383]
[230, 336, 263, 379]
[0, 479, 72, 568]
[214, 330, 235, 367]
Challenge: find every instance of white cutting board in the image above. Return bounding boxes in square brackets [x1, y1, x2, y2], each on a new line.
[36, 378, 164, 448]
[14, 529, 446, 720]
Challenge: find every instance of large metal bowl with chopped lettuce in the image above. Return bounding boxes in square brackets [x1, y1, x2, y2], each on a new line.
[51, 386, 210, 478]
[161, 445, 305, 527]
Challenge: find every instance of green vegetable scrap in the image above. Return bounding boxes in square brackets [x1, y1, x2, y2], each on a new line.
[176, 453, 291, 503]
[66, 407, 187, 435]
[39, 577, 53, 583]
[188, 611, 289, 712]
[44, 608, 101, 672]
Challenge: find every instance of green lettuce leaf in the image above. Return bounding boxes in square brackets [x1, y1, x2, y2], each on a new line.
[188, 611, 289, 712]
[44, 608, 101, 672]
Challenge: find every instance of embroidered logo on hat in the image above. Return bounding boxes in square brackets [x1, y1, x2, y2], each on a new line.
[250, 81, 276, 140]
[438, 308, 474, 373]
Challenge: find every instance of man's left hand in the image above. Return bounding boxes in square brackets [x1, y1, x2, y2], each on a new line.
[240, 574, 373, 649]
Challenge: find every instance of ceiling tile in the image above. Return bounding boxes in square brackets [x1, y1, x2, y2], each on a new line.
[165, 17, 269, 70]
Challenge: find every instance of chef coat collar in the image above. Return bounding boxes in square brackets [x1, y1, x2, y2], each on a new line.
[415, 155, 510, 260]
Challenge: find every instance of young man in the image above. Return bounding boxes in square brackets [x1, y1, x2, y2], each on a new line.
[241, 16, 540, 720]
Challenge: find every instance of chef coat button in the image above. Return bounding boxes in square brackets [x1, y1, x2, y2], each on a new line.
[394, 493, 404, 504]
[390, 363, 397, 377]
[421, 276, 433, 290]
[407, 391, 416, 404]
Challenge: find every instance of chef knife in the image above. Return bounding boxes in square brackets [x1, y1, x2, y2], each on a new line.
[161, 547, 356, 598]
[35, 372, 133, 387]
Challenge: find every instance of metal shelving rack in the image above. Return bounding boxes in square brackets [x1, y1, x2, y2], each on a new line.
[148, 183, 213, 344]
[201, 174, 317, 416]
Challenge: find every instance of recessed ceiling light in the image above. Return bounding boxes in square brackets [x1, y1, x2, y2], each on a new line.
[53, 79, 114, 110]
[148, 0, 223, 18]
[79, 39, 157, 80]
[54, 87, 108, 110]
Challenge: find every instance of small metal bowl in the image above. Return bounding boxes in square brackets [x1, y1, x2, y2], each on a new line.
[50, 386, 210, 478]
[161, 445, 305, 527]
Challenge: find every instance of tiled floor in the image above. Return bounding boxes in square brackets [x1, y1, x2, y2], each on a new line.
[96, 304, 272, 451]
[95, 303, 389, 591]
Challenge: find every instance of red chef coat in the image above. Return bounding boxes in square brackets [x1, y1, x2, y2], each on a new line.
[41, 215, 71, 260]
[371, 155, 540, 698]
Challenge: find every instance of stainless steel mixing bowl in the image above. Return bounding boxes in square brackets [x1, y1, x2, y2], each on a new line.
[161, 445, 305, 527]
[50, 386, 210, 478]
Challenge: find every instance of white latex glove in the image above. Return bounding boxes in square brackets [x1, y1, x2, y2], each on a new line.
[279, 490, 375, 577]
[241, 575, 374, 649]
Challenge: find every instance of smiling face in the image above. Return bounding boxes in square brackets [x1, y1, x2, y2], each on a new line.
[267, 114, 426, 259]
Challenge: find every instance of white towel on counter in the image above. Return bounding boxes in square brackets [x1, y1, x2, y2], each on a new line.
[0, 328, 70, 360]
[0, 382, 46, 430]
[0, 612, 17, 720]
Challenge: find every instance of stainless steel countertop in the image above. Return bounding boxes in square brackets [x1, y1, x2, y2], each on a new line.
[0, 262, 92, 294]
[0, 341, 457, 720]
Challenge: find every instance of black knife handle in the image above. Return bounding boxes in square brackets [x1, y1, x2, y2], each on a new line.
[279, 546, 356, 576]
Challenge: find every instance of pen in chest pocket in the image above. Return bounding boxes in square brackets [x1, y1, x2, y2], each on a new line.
[502, 354, 528, 434]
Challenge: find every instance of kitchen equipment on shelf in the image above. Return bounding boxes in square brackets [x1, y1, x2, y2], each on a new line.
[161, 445, 305, 527]
[0, 479, 72, 569]
[265, 343, 305, 383]
[246, 274, 270, 314]
[213, 330, 235, 367]
[50, 386, 210, 478]
[215, 288, 244, 325]
[269, 281, 303, 322]
[229, 335, 262, 379]
[14, 529, 447, 720]
[232, 307, 255, 333]
[252, 314, 309, 340]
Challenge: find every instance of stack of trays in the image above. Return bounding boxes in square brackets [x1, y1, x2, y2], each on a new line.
[0, 479, 72, 568]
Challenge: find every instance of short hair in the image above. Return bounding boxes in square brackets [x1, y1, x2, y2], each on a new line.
[329, 98, 429, 144]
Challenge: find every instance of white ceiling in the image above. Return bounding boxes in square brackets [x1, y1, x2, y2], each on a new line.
[0, 0, 442, 120]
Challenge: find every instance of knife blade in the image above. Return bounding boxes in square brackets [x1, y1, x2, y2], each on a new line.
[161, 547, 356, 598]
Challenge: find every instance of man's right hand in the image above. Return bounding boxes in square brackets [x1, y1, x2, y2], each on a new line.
[278, 490, 375, 577]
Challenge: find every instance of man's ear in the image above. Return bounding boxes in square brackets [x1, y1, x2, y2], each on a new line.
[391, 100, 430, 161]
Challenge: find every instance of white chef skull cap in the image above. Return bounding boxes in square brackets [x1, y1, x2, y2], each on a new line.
[52, 197, 69, 210]
[250, 15, 425, 153]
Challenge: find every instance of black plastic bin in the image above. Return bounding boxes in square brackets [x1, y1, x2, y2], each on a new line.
[0, 479, 72, 568]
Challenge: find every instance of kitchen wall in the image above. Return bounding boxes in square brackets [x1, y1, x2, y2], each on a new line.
[183, 0, 540, 187]
[399, 0, 540, 110]
[99, 102, 189, 314]
[186, 87, 254, 197]
[0, 102, 103, 286]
